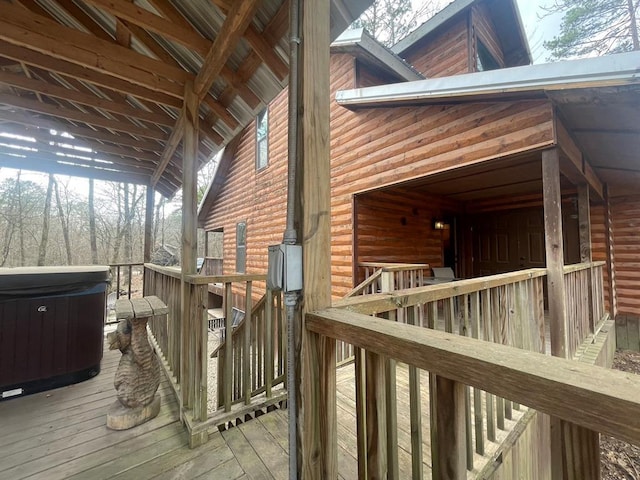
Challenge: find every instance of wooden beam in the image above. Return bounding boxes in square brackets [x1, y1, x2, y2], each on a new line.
[144, 185, 155, 263]
[0, 43, 182, 107]
[0, 110, 164, 151]
[0, 4, 187, 97]
[0, 70, 176, 127]
[542, 147, 569, 480]
[296, 0, 335, 477]
[435, 376, 466, 480]
[242, 26, 289, 81]
[306, 308, 640, 447]
[0, 151, 152, 185]
[0, 122, 163, 161]
[193, 0, 262, 100]
[0, 93, 168, 141]
[555, 116, 604, 200]
[81, 0, 210, 55]
[542, 148, 568, 359]
[151, 113, 185, 186]
[577, 184, 592, 263]
[603, 185, 617, 319]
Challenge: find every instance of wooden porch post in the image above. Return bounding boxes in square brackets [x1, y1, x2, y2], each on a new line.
[180, 80, 199, 411]
[144, 185, 154, 263]
[604, 185, 617, 319]
[544, 149, 600, 480]
[542, 147, 568, 358]
[295, 0, 336, 477]
[577, 184, 592, 263]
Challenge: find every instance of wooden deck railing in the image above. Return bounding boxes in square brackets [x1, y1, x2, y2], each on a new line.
[336, 268, 549, 472]
[143, 263, 286, 445]
[143, 264, 182, 399]
[106, 262, 145, 324]
[564, 261, 606, 358]
[306, 308, 634, 480]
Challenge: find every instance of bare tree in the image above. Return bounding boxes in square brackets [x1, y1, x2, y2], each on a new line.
[37, 174, 55, 266]
[88, 178, 98, 263]
[53, 177, 73, 265]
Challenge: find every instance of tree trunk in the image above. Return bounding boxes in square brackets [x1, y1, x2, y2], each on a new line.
[628, 0, 639, 50]
[0, 174, 20, 267]
[89, 178, 98, 264]
[124, 184, 132, 262]
[37, 174, 55, 266]
[53, 177, 73, 265]
[16, 171, 25, 266]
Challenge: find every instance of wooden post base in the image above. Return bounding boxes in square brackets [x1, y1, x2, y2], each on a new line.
[106, 393, 161, 430]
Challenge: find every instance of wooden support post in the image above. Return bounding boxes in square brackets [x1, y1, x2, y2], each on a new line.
[180, 80, 199, 415]
[560, 422, 601, 480]
[366, 351, 387, 479]
[144, 185, 154, 263]
[543, 148, 569, 480]
[603, 185, 617, 319]
[577, 184, 592, 263]
[435, 375, 466, 480]
[542, 148, 568, 359]
[295, 0, 335, 477]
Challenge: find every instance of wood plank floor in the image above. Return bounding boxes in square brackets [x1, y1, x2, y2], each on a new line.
[0, 335, 522, 479]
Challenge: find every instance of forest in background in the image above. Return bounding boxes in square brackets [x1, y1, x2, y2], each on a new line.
[0, 160, 220, 268]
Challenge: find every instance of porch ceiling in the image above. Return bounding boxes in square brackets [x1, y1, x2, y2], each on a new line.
[0, 0, 370, 197]
[548, 86, 640, 197]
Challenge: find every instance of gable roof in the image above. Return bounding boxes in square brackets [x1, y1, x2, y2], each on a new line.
[392, 0, 531, 68]
[331, 28, 424, 82]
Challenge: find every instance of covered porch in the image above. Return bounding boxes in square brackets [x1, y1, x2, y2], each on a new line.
[1, 0, 640, 479]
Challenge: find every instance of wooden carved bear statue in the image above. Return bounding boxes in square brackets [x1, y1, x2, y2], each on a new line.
[106, 296, 167, 430]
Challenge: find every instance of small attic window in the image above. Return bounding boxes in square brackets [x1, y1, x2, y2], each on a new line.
[476, 40, 500, 72]
[256, 108, 268, 170]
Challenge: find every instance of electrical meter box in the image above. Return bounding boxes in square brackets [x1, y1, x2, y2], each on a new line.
[267, 244, 302, 292]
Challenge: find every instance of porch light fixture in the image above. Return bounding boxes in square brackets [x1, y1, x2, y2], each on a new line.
[433, 219, 448, 230]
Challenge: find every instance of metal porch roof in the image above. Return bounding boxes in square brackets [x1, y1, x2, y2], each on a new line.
[0, 0, 372, 197]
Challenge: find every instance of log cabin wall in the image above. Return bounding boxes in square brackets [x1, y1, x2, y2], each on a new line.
[201, 87, 290, 300]
[401, 16, 471, 77]
[201, 48, 555, 298]
[354, 187, 463, 282]
[470, 3, 506, 70]
[355, 59, 405, 88]
[609, 195, 640, 318]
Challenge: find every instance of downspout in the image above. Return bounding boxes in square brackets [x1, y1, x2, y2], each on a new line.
[285, 0, 301, 477]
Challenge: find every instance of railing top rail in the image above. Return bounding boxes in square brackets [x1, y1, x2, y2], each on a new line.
[307, 307, 640, 446]
[185, 273, 266, 285]
[110, 262, 145, 268]
[359, 262, 430, 272]
[563, 261, 606, 274]
[334, 268, 547, 314]
[144, 263, 182, 279]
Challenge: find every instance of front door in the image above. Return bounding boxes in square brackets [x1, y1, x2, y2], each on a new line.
[470, 206, 579, 276]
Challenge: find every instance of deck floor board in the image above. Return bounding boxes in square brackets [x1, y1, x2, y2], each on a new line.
[0, 334, 525, 479]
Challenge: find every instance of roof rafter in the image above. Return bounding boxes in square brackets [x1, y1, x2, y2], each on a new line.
[0, 43, 182, 108]
[0, 3, 187, 97]
[0, 70, 175, 128]
[0, 93, 169, 141]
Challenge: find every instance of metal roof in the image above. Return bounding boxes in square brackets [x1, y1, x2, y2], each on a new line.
[0, 0, 372, 197]
[336, 50, 640, 197]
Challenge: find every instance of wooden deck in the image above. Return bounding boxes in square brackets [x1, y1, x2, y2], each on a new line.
[0, 334, 522, 479]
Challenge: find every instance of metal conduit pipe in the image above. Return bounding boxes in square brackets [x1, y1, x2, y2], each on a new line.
[285, 0, 301, 477]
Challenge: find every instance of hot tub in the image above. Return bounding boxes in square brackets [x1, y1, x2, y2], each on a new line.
[0, 266, 110, 400]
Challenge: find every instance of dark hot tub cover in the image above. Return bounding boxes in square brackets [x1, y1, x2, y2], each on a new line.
[0, 266, 110, 297]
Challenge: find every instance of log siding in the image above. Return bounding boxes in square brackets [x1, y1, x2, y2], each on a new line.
[201, 50, 555, 298]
